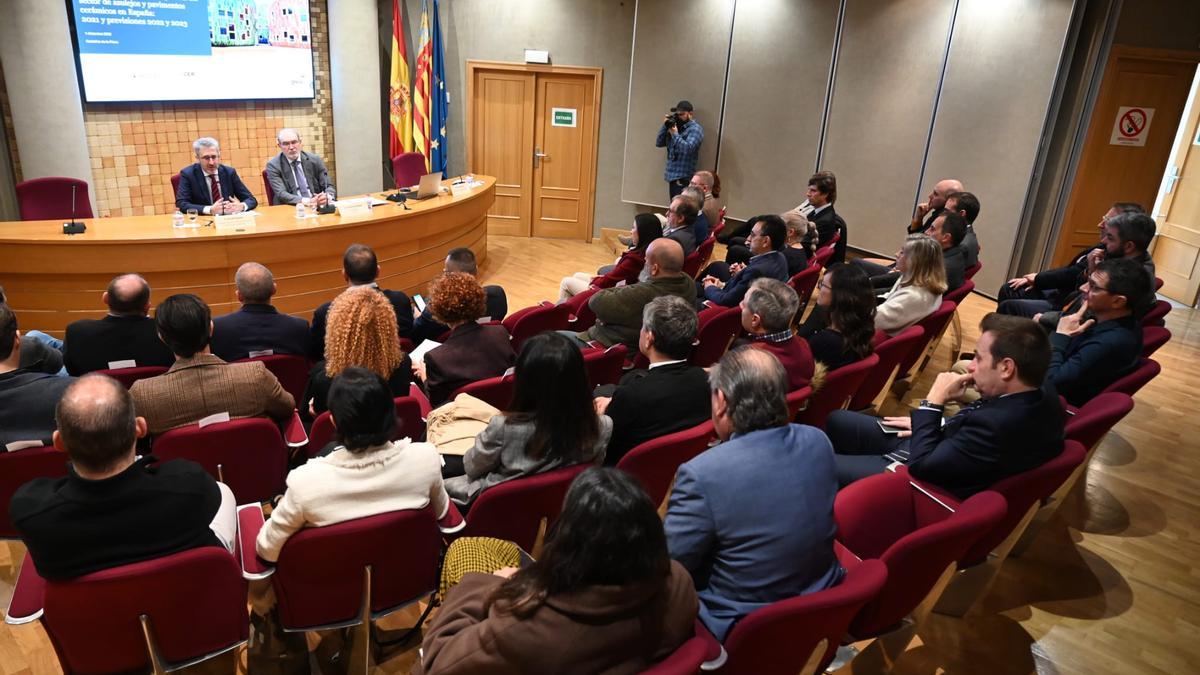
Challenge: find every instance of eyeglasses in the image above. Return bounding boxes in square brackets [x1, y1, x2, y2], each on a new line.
[199, 154, 219, 161]
[818, 281, 832, 290]
[1087, 279, 1110, 293]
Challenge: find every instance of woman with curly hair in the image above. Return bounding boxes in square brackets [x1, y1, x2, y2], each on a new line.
[803, 263, 877, 371]
[416, 272, 515, 407]
[302, 285, 411, 420]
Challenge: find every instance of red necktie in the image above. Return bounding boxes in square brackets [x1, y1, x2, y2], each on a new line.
[209, 174, 222, 202]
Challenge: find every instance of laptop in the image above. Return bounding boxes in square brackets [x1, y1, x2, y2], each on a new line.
[412, 172, 444, 200]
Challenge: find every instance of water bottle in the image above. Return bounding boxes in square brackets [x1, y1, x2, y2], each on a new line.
[295, 203, 306, 219]
[172, 210, 184, 227]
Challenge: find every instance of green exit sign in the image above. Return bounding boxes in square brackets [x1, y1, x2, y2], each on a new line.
[551, 108, 577, 127]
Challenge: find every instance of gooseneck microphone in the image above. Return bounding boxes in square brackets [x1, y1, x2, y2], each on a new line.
[62, 183, 86, 235]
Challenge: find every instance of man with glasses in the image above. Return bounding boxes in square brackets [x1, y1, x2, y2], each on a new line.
[664, 196, 699, 256]
[700, 215, 789, 308]
[264, 128, 336, 207]
[176, 137, 257, 215]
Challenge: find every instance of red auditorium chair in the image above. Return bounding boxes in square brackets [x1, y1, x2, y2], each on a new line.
[261, 169, 276, 205]
[169, 173, 182, 205]
[307, 395, 426, 458]
[684, 236, 716, 279]
[833, 474, 1006, 668]
[797, 353, 879, 430]
[1078, 357, 1161, 410]
[152, 418, 289, 504]
[238, 506, 441, 670]
[691, 305, 742, 368]
[583, 344, 628, 389]
[1141, 325, 1171, 358]
[0, 446, 69, 539]
[710, 205, 727, 239]
[641, 624, 710, 675]
[564, 286, 601, 332]
[811, 241, 837, 269]
[963, 260, 982, 280]
[615, 421, 715, 511]
[234, 354, 310, 409]
[1141, 299, 1170, 327]
[894, 300, 957, 382]
[785, 385, 813, 422]
[15, 177, 95, 221]
[450, 371, 516, 411]
[943, 279, 974, 306]
[392, 152, 427, 188]
[93, 365, 168, 389]
[848, 325, 925, 412]
[502, 301, 571, 351]
[788, 264, 821, 314]
[457, 463, 591, 555]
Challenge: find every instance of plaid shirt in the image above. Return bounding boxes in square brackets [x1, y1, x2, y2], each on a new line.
[655, 119, 704, 181]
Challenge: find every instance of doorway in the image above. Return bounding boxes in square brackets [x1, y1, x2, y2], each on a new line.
[1151, 66, 1200, 306]
[466, 61, 602, 241]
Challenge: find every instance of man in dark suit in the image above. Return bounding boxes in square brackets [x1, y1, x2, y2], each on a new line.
[926, 211, 968, 292]
[663, 195, 698, 256]
[211, 262, 309, 362]
[410, 247, 508, 344]
[594, 295, 711, 466]
[945, 191, 982, 269]
[264, 128, 335, 206]
[0, 304, 74, 449]
[907, 178, 963, 234]
[175, 137, 257, 215]
[62, 274, 175, 375]
[826, 313, 1065, 499]
[701, 215, 789, 307]
[665, 348, 843, 640]
[309, 244, 415, 359]
[803, 171, 848, 264]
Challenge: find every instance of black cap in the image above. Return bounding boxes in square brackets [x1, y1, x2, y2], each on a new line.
[673, 100, 694, 112]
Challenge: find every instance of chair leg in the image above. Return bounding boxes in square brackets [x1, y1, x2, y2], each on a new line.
[935, 502, 1040, 617]
[949, 313, 963, 365]
[138, 615, 170, 675]
[531, 517, 549, 559]
[347, 565, 375, 674]
[800, 637, 828, 675]
[1011, 459, 1090, 557]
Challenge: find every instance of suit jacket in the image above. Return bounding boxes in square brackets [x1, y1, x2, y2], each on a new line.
[175, 163, 257, 214]
[944, 245, 967, 293]
[704, 250, 788, 307]
[603, 362, 712, 466]
[959, 224, 980, 269]
[665, 225, 697, 256]
[264, 151, 334, 205]
[693, 212, 711, 243]
[583, 274, 697, 348]
[63, 314, 175, 376]
[410, 286, 508, 345]
[1048, 315, 1142, 407]
[809, 205, 847, 264]
[0, 370, 74, 448]
[423, 322, 515, 407]
[665, 424, 843, 640]
[211, 304, 310, 362]
[906, 387, 1065, 499]
[130, 353, 295, 435]
[750, 336, 814, 391]
[309, 285, 415, 359]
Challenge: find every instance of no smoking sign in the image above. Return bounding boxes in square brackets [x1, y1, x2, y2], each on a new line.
[1110, 106, 1155, 147]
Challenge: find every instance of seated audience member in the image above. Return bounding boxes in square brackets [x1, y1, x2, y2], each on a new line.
[1066, 202, 1143, 269]
[0, 304, 74, 448]
[417, 272, 514, 407]
[444, 332, 610, 507]
[302, 286, 412, 421]
[257, 368, 450, 561]
[800, 171, 847, 263]
[705, 213, 810, 281]
[739, 278, 814, 391]
[908, 178, 963, 234]
[12, 374, 236, 581]
[175, 136, 257, 215]
[666, 348, 842, 641]
[1047, 257, 1149, 407]
[797, 264, 876, 371]
[560, 213, 663, 302]
[690, 170, 723, 233]
[211, 262, 309, 362]
[826, 313, 1064, 497]
[856, 210, 968, 293]
[701, 215, 789, 308]
[1, 287, 63, 375]
[680, 186, 711, 242]
[263, 127, 335, 207]
[875, 235, 947, 336]
[415, 468, 697, 674]
[945, 190, 982, 268]
[412, 247, 508, 343]
[130, 294, 294, 435]
[310, 243, 414, 359]
[594, 296, 711, 466]
[663, 195, 699, 256]
[61, 273, 174, 375]
[575, 238, 695, 350]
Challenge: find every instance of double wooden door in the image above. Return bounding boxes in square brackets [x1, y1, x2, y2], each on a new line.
[468, 61, 601, 240]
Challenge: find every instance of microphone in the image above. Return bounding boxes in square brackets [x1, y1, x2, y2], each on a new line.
[62, 183, 86, 235]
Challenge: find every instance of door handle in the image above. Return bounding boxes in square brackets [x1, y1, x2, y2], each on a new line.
[534, 147, 549, 168]
[1164, 165, 1180, 195]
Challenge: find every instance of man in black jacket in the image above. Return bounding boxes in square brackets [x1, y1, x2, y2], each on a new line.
[825, 313, 1064, 498]
[409, 247, 508, 345]
[61, 274, 175, 375]
[0, 304, 74, 449]
[309, 243, 415, 359]
[211, 262, 309, 361]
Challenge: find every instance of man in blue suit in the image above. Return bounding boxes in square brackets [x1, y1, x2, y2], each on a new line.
[665, 347, 843, 641]
[211, 263, 309, 362]
[700, 214, 789, 308]
[175, 137, 257, 215]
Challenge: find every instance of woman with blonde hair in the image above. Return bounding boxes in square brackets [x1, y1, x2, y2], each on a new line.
[302, 285, 411, 420]
[875, 234, 947, 335]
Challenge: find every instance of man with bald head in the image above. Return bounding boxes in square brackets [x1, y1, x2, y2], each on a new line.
[212, 262, 309, 362]
[909, 178, 964, 234]
[264, 127, 335, 206]
[10, 374, 236, 580]
[62, 273, 174, 375]
[573, 237, 696, 350]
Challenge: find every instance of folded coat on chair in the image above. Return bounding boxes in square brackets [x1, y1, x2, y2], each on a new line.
[426, 393, 500, 456]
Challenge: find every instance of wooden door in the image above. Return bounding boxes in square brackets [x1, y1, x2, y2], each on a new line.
[1153, 71, 1200, 305]
[1052, 46, 1199, 266]
[468, 61, 602, 241]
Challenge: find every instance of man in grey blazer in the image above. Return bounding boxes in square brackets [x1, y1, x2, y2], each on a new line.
[264, 128, 336, 206]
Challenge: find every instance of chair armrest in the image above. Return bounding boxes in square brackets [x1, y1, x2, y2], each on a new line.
[696, 619, 726, 671]
[5, 551, 46, 625]
[283, 409, 308, 448]
[438, 501, 466, 534]
[237, 504, 275, 580]
[409, 383, 433, 421]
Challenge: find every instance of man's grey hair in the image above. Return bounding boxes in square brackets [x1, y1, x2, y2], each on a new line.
[709, 347, 789, 434]
[193, 137, 220, 156]
[641, 295, 698, 360]
[276, 128, 301, 144]
[235, 262, 275, 304]
[680, 186, 705, 211]
[745, 278, 799, 332]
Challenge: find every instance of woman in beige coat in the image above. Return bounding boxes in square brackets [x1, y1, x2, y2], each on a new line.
[875, 235, 947, 336]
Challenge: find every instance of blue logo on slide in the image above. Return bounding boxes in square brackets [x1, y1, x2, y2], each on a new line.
[73, 0, 211, 56]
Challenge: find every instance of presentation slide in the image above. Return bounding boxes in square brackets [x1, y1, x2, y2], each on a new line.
[70, 0, 314, 103]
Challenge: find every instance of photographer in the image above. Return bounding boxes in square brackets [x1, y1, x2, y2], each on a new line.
[655, 100, 704, 202]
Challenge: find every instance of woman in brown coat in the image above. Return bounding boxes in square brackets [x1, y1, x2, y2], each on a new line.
[414, 468, 698, 674]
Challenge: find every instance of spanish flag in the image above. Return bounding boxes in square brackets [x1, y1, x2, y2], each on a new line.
[388, 0, 412, 157]
[413, 0, 433, 172]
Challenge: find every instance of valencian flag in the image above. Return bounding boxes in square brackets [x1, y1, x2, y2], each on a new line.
[413, 0, 433, 171]
[428, 0, 449, 175]
[388, 0, 412, 157]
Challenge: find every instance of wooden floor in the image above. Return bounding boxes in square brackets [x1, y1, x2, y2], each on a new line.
[3, 234, 1198, 674]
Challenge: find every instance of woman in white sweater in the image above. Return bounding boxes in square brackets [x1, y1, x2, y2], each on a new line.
[875, 235, 947, 336]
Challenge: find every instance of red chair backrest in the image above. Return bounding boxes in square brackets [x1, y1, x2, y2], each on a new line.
[1141, 299, 1170, 327]
[786, 386, 813, 421]
[641, 629, 710, 675]
[93, 365, 169, 389]
[261, 169, 276, 205]
[1098, 357, 1160, 399]
[1065, 393, 1134, 451]
[463, 463, 591, 552]
[273, 508, 440, 630]
[15, 177, 95, 220]
[690, 306, 742, 367]
[943, 279, 975, 306]
[1141, 325, 1170, 358]
[451, 372, 516, 411]
[307, 396, 427, 458]
[798, 353, 880, 430]
[616, 421, 715, 508]
[170, 173, 182, 204]
[848, 326, 924, 411]
[895, 300, 957, 378]
[392, 152, 427, 188]
[812, 243, 836, 268]
[683, 236, 716, 278]
[964, 261, 983, 280]
[42, 547, 247, 675]
[565, 286, 601, 331]
[234, 354, 310, 409]
[788, 264, 822, 311]
[0, 446, 69, 538]
[583, 344, 628, 389]
[504, 302, 572, 351]
[153, 418, 288, 503]
[719, 560, 888, 674]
